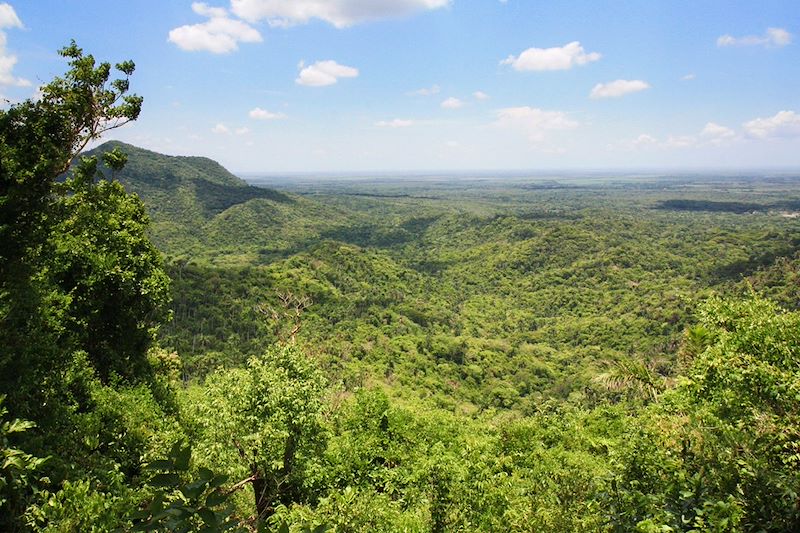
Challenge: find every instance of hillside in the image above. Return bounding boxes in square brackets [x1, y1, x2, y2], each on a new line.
[12, 136, 800, 530]
[5, 22, 800, 532]
[84, 141, 357, 262]
[68, 141, 800, 528]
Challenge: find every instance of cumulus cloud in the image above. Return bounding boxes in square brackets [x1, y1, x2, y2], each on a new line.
[0, 3, 22, 28]
[743, 110, 800, 139]
[590, 79, 650, 99]
[630, 133, 658, 149]
[440, 97, 463, 109]
[717, 27, 792, 48]
[701, 122, 735, 139]
[168, 2, 262, 54]
[375, 118, 414, 127]
[681, 73, 696, 81]
[231, 0, 450, 28]
[408, 84, 440, 96]
[494, 106, 578, 142]
[0, 3, 30, 88]
[235, 126, 251, 135]
[249, 106, 286, 120]
[697, 122, 737, 146]
[192, 2, 228, 18]
[606, 134, 659, 151]
[614, 122, 741, 151]
[501, 41, 600, 71]
[296, 60, 358, 86]
[473, 91, 489, 100]
[211, 123, 231, 134]
[663, 135, 696, 148]
[631, 134, 657, 147]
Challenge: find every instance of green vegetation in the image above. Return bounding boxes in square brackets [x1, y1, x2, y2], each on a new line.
[2, 44, 800, 531]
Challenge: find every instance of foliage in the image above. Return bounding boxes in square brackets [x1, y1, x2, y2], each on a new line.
[0, 43, 174, 530]
[183, 345, 328, 524]
[130, 443, 240, 532]
[24, 477, 135, 533]
[4, 41, 800, 532]
[607, 296, 800, 532]
[0, 398, 47, 530]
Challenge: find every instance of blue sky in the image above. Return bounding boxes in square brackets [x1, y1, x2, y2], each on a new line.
[2, 0, 799, 173]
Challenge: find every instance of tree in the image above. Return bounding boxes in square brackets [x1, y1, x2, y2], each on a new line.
[0, 40, 141, 280]
[608, 296, 800, 532]
[0, 397, 47, 531]
[0, 41, 165, 410]
[0, 43, 170, 528]
[184, 345, 328, 524]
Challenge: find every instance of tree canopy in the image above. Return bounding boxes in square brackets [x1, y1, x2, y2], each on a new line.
[1, 42, 800, 532]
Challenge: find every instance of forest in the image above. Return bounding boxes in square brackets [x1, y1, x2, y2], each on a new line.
[1, 44, 800, 532]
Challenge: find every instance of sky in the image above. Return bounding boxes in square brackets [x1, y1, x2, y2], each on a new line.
[1, 0, 799, 173]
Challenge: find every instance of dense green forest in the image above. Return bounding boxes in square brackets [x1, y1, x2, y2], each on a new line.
[2, 45, 800, 532]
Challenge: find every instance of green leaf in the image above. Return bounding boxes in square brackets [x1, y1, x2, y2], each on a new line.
[198, 467, 214, 481]
[208, 474, 229, 490]
[205, 490, 229, 508]
[143, 459, 174, 471]
[172, 445, 192, 471]
[180, 479, 208, 500]
[147, 493, 166, 513]
[197, 508, 218, 527]
[148, 473, 181, 488]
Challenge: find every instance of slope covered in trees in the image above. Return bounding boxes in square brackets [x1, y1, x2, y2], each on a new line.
[2, 43, 800, 532]
[80, 141, 356, 262]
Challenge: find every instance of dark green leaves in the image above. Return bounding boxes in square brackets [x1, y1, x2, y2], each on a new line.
[132, 443, 239, 532]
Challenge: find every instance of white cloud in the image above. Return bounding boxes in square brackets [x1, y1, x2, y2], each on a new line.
[296, 60, 358, 87]
[375, 118, 414, 127]
[681, 73, 696, 81]
[408, 84, 440, 96]
[495, 106, 578, 142]
[445, 140, 459, 147]
[473, 90, 489, 100]
[0, 3, 22, 29]
[501, 41, 600, 71]
[0, 4, 29, 88]
[664, 135, 696, 149]
[0, 40, 29, 87]
[231, 0, 451, 28]
[607, 134, 658, 152]
[440, 96, 463, 109]
[212, 123, 231, 134]
[632, 134, 658, 147]
[717, 27, 792, 48]
[168, 2, 262, 54]
[249, 106, 286, 120]
[699, 122, 737, 146]
[701, 122, 735, 139]
[743, 110, 800, 139]
[192, 2, 228, 18]
[615, 122, 739, 151]
[590, 79, 650, 99]
[235, 127, 251, 135]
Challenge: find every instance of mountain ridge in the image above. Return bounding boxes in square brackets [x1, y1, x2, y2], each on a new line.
[81, 141, 355, 264]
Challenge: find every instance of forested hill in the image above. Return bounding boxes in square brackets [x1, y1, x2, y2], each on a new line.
[5, 40, 800, 533]
[82, 141, 354, 261]
[89, 140, 251, 188]
[84, 141, 292, 220]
